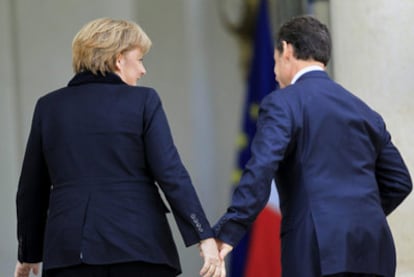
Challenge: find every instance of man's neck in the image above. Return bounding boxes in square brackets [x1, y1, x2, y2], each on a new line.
[291, 61, 325, 85]
[295, 60, 325, 72]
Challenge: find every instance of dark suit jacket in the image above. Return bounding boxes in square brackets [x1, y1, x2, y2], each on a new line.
[214, 71, 412, 277]
[16, 71, 214, 274]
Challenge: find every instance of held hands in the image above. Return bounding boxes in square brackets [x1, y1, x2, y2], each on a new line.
[199, 238, 226, 277]
[216, 239, 233, 261]
[14, 262, 40, 277]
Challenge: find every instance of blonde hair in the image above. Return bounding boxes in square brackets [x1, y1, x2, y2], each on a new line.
[72, 18, 152, 75]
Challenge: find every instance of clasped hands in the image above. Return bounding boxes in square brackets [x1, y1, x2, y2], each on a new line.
[198, 238, 233, 277]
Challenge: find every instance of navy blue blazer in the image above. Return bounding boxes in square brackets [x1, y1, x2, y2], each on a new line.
[214, 71, 412, 277]
[16, 71, 214, 274]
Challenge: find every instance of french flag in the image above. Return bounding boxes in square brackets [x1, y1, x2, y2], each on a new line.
[230, 0, 282, 276]
[243, 183, 281, 277]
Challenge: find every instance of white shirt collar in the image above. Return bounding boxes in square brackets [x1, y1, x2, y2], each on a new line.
[291, 65, 324, 84]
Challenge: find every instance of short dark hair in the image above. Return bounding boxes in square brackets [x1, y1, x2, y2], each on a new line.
[275, 15, 331, 66]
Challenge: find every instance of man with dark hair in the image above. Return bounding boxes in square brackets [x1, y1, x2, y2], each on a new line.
[214, 15, 412, 277]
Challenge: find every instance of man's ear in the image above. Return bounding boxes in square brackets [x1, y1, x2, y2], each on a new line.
[282, 41, 294, 60]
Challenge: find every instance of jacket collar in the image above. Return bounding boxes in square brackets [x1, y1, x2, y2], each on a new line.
[291, 65, 324, 84]
[296, 70, 330, 83]
[68, 71, 126, 86]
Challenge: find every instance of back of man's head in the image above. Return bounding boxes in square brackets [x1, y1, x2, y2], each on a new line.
[275, 15, 331, 66]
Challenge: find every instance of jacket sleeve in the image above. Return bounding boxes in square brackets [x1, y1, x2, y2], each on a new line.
[214, 93, 293, 247]
[142, 89, 214, 246]
[16, 99, 51, 262]
[375, 119, 412, 215]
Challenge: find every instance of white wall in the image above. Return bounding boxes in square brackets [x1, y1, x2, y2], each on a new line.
[331, 0, 414, 275]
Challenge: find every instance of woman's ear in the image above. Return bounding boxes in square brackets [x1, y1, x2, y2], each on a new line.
[115, 53, 123, 70]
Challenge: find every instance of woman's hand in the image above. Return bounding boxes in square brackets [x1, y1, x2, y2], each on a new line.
[14, 262, 40, 277]
[199, 238, 225, 277]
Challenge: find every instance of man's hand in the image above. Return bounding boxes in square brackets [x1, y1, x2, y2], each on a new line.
[216, 239, 233, 260]
[14, 262, 40, 277]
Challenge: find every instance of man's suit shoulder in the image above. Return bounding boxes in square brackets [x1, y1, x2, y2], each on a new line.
[262, 86, 298, 107]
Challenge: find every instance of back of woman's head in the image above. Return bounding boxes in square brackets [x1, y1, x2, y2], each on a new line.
[72, 18, 152, 75]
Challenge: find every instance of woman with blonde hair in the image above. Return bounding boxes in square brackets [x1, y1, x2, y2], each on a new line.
[15, 18, 223, 277]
